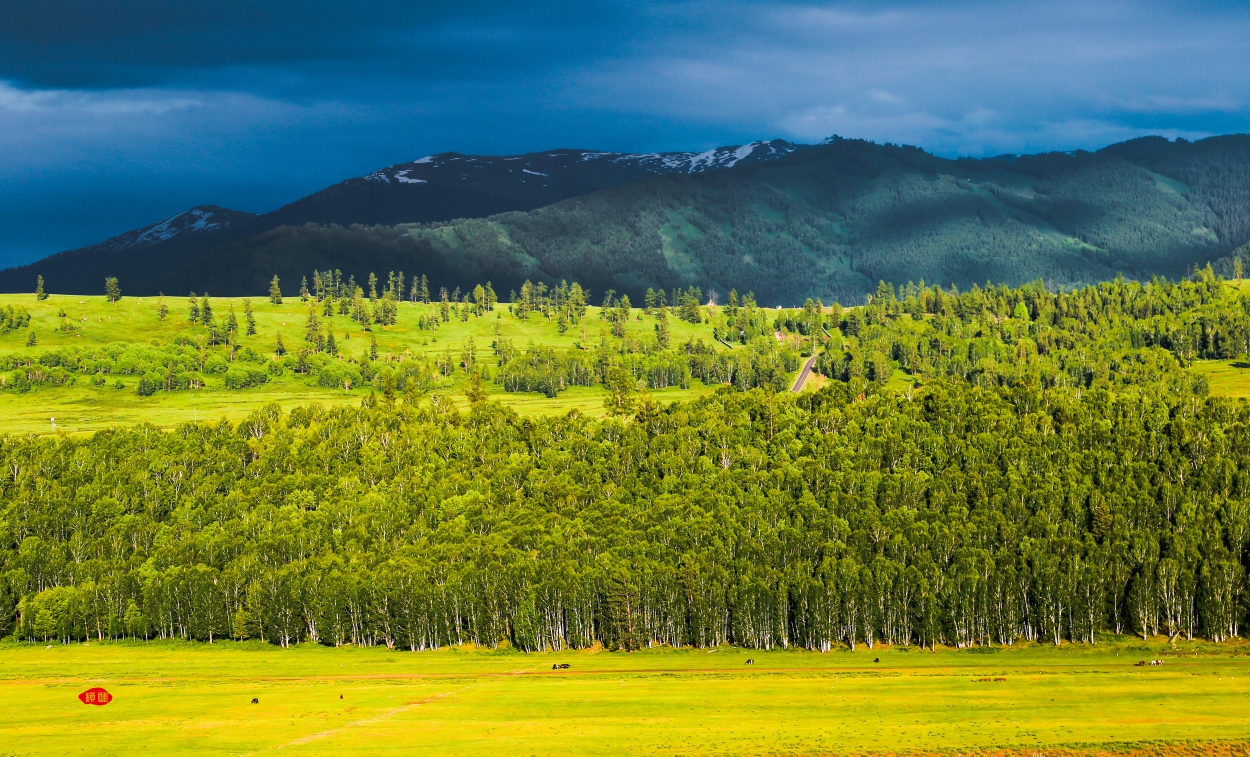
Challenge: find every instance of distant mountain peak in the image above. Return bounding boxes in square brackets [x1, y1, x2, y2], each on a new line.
[602, 139, 801, 173]
[98, 205, 257, 254]
[361, 140, 805, 186]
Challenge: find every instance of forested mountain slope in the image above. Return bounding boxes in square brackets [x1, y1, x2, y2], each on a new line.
[114, 135, 1250, 305]
[5, 273, 1250, 650]
[0, 141, 803, 295]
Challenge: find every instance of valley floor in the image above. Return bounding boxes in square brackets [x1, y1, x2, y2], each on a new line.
[2, 636, 1248, 756]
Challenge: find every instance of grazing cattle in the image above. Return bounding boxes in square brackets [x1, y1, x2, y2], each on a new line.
[340, 695, 344, 700]
[1136, 661, 1147, 666]
[745, 659, 754, 665]
[552, 663, 571, 670]
[251, 698, 259, 704]
[873, 658, 880, 663]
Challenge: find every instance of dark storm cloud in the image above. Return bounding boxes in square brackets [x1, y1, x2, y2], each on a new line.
[2, 0, 1249, 265]
[0, 1, 630, 88]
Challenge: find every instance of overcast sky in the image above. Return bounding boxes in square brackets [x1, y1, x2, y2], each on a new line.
[2, 0, 1248, 265]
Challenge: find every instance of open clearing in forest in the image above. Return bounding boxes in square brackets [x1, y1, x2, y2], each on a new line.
[0, 294, 728, 435]
[1193, 359, 1250, 399]
[2, 636, 1249, 756]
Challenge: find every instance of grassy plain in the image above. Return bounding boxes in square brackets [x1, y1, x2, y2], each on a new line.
[1, 636, 1247, 756]
[0, 293, 732, 435]
[1193, 359, 1250, 399]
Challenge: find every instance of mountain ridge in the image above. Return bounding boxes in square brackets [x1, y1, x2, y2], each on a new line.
[0, 139, 806, 295]
[4, 134, 1249, 305]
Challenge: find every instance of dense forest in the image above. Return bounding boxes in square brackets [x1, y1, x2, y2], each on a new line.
[4, 270, 1250, 652]
[10, 135, 1248, 305]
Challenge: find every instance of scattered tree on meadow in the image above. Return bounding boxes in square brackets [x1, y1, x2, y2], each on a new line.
[199, 294, 213, 326]
[243, 299, 256, 336]
[465, 368, 488, 404]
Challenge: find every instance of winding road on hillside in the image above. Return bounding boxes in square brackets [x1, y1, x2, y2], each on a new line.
[791, 353, 820, 392]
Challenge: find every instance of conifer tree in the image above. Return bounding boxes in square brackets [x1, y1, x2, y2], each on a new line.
[465, 368, 487, 404]
[269, 276, 283, 304]
[305, 308, 321, 350]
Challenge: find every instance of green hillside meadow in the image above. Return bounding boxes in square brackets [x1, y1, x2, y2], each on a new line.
[0, 290, 723, 434]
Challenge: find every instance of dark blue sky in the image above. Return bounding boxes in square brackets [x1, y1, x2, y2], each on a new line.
[2, 0, 1248, 266]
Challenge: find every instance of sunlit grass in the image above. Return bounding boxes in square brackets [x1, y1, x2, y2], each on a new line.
[1192, 359, 1250, 399]
[0, 294, 753, 433]
[1, 636, 1247, 756]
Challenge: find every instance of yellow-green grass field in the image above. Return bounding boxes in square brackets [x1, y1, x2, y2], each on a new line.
[1193, 359, 1250, 399]
[0, 294, 736, 434]
[1, 637, 1248, 756]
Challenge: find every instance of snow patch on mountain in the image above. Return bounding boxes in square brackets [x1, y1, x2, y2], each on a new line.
[729, 142, 757, 166]
[362, 138, 807, 187]
[589, 140, 797, 174]
[97, 206, 256, 254]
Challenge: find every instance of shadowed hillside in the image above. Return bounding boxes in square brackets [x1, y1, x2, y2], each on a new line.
[8, 135, 1249, 305]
